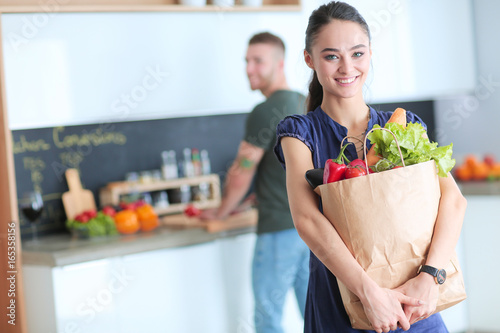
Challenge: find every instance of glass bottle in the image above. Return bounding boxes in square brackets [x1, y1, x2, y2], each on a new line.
[200, 149, 211, 175]
[183, 148, 195, 178]
[192, 148, 202, 176]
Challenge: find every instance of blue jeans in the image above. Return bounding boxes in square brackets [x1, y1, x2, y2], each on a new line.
[252, 228, 310, 333]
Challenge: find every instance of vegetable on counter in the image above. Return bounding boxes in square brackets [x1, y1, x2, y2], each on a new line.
[66, 200, 160, 237]
[454, 154, 500, 181]
[136, 204, 160, 232]
[184, 204, 202, 217]
[114, 209, 140, 235]
[66, 210, 118, 238]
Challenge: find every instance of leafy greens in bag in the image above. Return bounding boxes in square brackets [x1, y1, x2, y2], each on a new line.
[367, 122, 455, 177]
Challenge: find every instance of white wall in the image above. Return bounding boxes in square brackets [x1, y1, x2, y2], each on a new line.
[2, 10, 311, 129]
[434, 0, 500, 159]
[347, 0, 476, 104]
[3, 0, 476, 130]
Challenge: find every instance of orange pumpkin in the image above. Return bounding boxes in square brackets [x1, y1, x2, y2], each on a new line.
[114, 210, 140, 234]
[135, 204, 159, 232]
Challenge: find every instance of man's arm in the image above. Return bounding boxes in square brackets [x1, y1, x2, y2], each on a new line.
[205, 140, 265, 220]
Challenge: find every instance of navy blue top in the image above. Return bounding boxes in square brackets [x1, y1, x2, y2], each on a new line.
[274, 106, 449, 333]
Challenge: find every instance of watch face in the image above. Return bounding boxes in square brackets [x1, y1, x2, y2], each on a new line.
[436, 269, 447, 285]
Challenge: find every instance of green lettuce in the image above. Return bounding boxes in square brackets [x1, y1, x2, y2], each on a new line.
[66, 212, 118, 238]
[367, 122, 455, 177]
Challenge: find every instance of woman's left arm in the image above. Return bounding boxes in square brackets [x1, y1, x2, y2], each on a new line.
[396, 173, 467, 324]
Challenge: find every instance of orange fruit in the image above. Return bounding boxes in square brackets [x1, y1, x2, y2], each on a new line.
[114, 210, 140, 234]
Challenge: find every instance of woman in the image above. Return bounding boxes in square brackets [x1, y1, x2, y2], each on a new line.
[273, 2, 467, 333]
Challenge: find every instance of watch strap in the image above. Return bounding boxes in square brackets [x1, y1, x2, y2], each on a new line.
[418, 264, 446, 284]
[419, 264, 439, 277]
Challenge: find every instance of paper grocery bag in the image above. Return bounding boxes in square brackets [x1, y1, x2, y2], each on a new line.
[314, 160, 466, 329]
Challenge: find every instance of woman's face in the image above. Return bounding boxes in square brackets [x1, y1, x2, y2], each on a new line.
[305, 20, 371, 100]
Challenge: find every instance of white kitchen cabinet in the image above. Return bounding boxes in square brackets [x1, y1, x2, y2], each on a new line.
[24, 241, 228, 333]
[114, 243, 229, 333]
[461, 196, 500, 332]
[217, 233, 256, 332]
[23, 231, 305, 333]
[440, 233, 469, 333]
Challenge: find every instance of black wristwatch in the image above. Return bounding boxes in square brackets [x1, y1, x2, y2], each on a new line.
[417, 265, 446, 285]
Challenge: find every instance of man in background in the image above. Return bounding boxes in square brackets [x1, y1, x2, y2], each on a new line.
[201, 32, 309, 332]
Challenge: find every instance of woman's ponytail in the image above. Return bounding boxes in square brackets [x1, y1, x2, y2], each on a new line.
[306, 71, 323, 112]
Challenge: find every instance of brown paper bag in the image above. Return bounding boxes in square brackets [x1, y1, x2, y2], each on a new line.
[314, 156, 466, 329]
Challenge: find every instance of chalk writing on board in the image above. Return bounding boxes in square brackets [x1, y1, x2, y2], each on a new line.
[22, 157, 45, 193]
[52, 126, 127, 149]
[12, 135, 51, 154]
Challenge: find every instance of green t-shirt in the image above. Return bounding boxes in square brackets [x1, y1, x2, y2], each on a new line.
[243, 90, 306, 234]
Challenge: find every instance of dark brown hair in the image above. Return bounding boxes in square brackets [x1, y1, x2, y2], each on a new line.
[305, 1, 371, 112]
[249, 32, 285, 53]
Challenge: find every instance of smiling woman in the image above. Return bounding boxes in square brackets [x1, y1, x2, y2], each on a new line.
[273, 2, 467, 333]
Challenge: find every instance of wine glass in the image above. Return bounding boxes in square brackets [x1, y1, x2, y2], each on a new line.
[19, 191, 44, 242]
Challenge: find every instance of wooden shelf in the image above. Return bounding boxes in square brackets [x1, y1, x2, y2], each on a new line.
[0, 0, 300, 13]
[99, 174, 221, 215]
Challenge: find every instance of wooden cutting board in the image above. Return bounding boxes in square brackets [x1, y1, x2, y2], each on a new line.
[62, 168, 97, 220]
[161, 208, 258, 233]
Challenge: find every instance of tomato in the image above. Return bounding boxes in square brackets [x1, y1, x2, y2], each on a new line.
[484, 154, 495, 167]
[184, 205, 201, 217]
[102, 206, 116, 217]
[84, 209, 97, 219]
[349, 159, 366, 168]
[119, 202, 135, 210]
[74, 212, 90, 223]
[345, 165, 368, 179]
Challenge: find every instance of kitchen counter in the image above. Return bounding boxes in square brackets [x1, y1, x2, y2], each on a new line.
[21, 224, 263, 333]
[22, 225, 256, 267]
[458, 181, 500, 195]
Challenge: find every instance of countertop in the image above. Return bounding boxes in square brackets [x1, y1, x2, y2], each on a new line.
[22, 225, 256, 267]
[458, 181, 500, 196]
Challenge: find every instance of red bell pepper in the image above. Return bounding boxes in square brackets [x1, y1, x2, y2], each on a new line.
[323, 143, 352, 184]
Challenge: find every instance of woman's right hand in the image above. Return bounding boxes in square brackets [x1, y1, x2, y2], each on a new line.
[359, 281, 423, 332]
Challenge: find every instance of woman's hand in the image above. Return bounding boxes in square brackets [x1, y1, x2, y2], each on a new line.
[360, 279, 423, 332]
[394, 273, 439, 324]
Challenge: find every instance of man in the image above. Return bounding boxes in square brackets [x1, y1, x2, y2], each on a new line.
[201, 32, 309, 332]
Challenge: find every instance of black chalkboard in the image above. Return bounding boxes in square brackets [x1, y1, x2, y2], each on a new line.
[13, 113, 247, 239]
